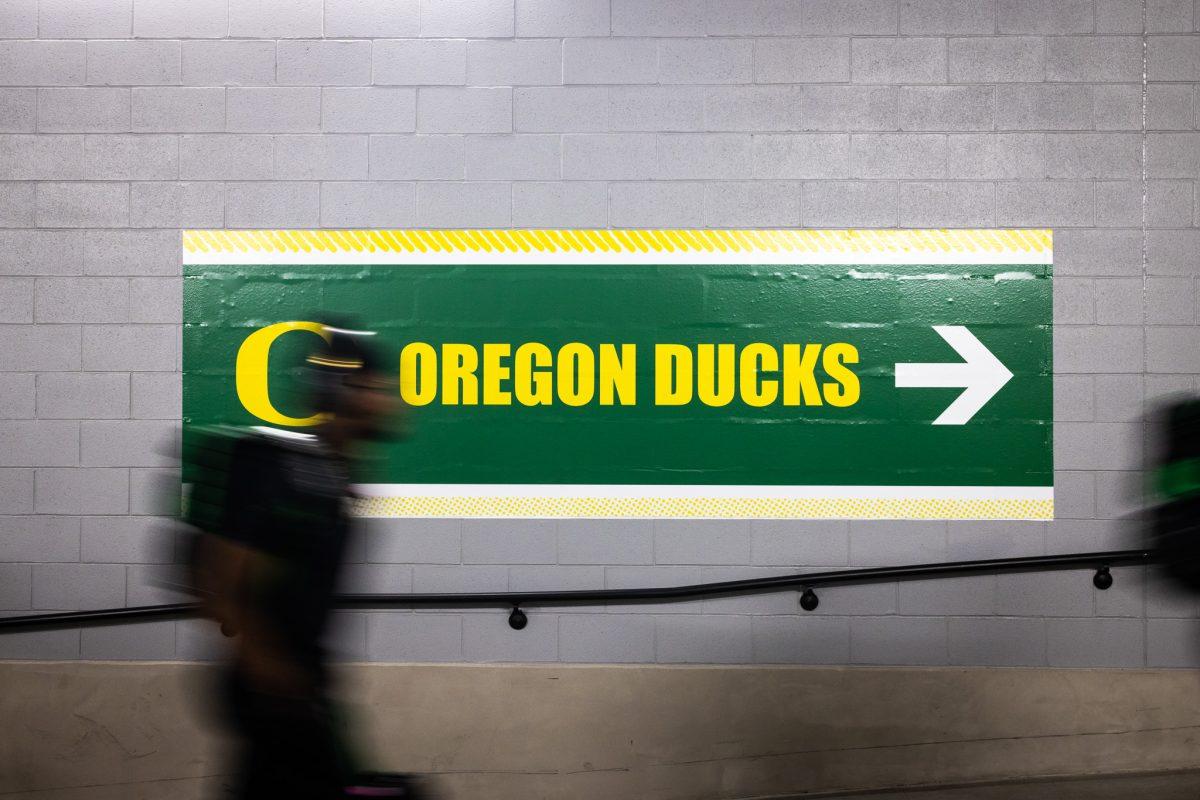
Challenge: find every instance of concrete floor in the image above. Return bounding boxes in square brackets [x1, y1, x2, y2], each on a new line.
[791, 770, 1200, 799]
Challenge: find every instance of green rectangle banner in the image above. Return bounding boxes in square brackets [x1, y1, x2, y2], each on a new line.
[183, 229, 1053, 520]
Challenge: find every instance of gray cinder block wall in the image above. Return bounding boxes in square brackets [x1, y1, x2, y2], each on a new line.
[0, 0, 1198, 668]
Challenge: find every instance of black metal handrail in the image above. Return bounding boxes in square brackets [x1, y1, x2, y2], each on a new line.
[0, 549, 1154, 632]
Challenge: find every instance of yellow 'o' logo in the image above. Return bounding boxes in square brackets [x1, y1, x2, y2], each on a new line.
[235, 321, 331, 426]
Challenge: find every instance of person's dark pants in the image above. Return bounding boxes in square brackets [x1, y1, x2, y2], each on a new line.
[223, 665, 347, 800]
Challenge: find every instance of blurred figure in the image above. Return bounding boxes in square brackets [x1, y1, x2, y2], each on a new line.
[1148, 395, 1200, 591]
[185, 323, 415, 799]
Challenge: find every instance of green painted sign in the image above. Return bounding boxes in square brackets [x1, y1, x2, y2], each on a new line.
[183, 229, 1053, 520]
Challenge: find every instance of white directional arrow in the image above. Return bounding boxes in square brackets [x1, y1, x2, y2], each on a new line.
[895, 325, 1013, 425]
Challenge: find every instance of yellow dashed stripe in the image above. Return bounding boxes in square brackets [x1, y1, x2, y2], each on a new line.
[349, 496, 1053, 521]
[184, 229, 1052, 256]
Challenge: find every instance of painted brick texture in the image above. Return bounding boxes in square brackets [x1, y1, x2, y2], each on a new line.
[0, 0, 1197, 668]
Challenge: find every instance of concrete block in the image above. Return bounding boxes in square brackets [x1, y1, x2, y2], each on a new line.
[1148, 85, 1196, 130]
[1055, 374, 1096, 419]
[1093, 180, 1139, 225]
[946, 521, 1047, 560]
[1147, 619, 1200, 667]
[603, 565, 705, 614]
[1046, 36, 1143, 81]
[754, 37, 848, 83]
[0, 89, 34, 132]
[1094, 470, 1144, 519]
[609, 86, 705, 132]
[557, 520, 653, 565]
[81, 516, 172, 564]
[83, 229, 178, 276]
[174, 619, 224, 661]
[227, 88, 321, 133]
[1148, 0, 1195, 31]
[703, 0, 804, 35]
[849, 520, 947, 565]
[852, 38, 947, 84]
[225, 182, 320, 227]
[125, 564, 189, 605]
[1146, 277, 1197, 325]
[181, 130, 274, 182]
[130, 182, 224, 228]
[0, 627, 78, 659]
[464, 611, 558, 661]
[83, 324, 175, 371]
[322, 88, 415, 134]
[752, 134, 849, 178]
[37, 88, 128, 133]
[948, 133, 1045, 179]
[611, 0, 705, 36]
[325, 0, 419, 36]
[0, 324, 80, 370]
[0, 516, 79, 562]
[133, 0, 227, 37]
[0, 276, 30, 320]
[0, 181, 30, 227]
[0, 41, 85, 85]
[32, 562, 125, 609]
[850, 617, 948, 665]
[36, 182, 128, 228]
[660, 38, 752, 84]
[1096, 0, 1143, 31]
[0, 373, 33, 416]
[851, 134, 947, 179]
[900, 0, 995, 33]
[657, 133, 752, 179]
[801, 180, 898, 227]
[467, 40, 560, 86]
[81, 620, 175, 660]
[367, 612, 463, 662]
[514, 87, 609, 132]
[366, 518, 462, 564]
[462, 520, 556, 564]
[1094, 564, 1145, 617]
[465, 134, 559, 180]
[1148, 33, 1200, 80]
[1046, 618, 1145, 667]
[0, 469, 33, 514]
[415, 182, 511, 227]
[1055, 229, 1141, 276]
[562, 134, 656, 179]
[516, 0, 606, 35]
[228, 0, 322, 37]
[509, 565, 605, 592]
[1054, 470, 1096, 519]
[1093, 84, 1141, 131]
[1147, 229, 1200, 274]
[704, 180, 801, 226]
[417, 88, 511, 133]
[132, 87, 223, 133]
[0, 564, 30, 609]
[1093, 278, 1143, 325]
[898, 181, 994, 227]
[38, 0, 131, 37]
[802, 0, 899, 34]
[374, 40, 466, 87]
[86, 41, 179, 86]
[0, 0, 35, 37]
[37, 373, 129, 420]
[653, 520, 752, 565]
[424, 0, 513, 36]
[563, 38, 658, 84]
[898, 575, 996, 615]
[609, 182, 705, 227]
[278, 40, 371, 86]
[559, 614, 656, 663]
[997, 0, 1094, 32]
[751, 616, 850, 664]
[948, 617, 1046, 666]
[1148, 326, 1200, 373]
[656, 615, 752, 663]
[129, 277, 180, 324]
[81, 420, 175, 468]
[512, 181, 608, 227]
[996, 85, 1093, 130]
[320, 181, 416, 227]
[274, 135, 367, 180]
[705, 86, 804, 131]
[84, 134, 177, 180]
[1056, 421, 1143, 470]
[181, 41, 276, 86]
[131, 373, 181, 419]
[129, 467, 179, 516]
[413, 565, 508, 593]
[898, 86, 993, 131]
[1045, 133, 1141, 179]
[369, 134, 463, 179]
[338, 564, 413, 594]
[995, 181, 1093, 227]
